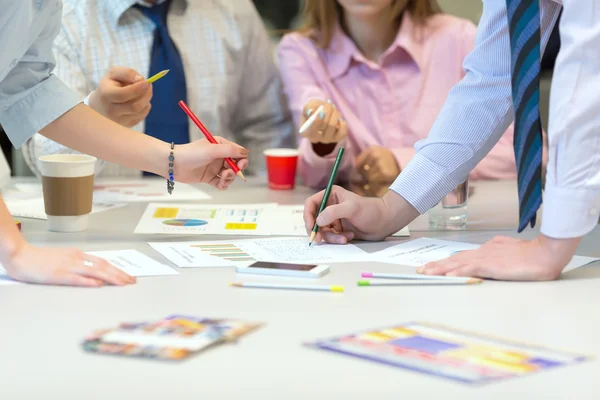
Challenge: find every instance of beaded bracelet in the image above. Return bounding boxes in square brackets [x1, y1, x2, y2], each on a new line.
[167, 142, 175, 195]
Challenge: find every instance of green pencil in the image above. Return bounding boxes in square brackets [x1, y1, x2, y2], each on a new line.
[309, 147, 345, 246]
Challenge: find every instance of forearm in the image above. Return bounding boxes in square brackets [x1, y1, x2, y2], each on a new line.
[381, 190, 420, 236]
[39, 104, 167, 176]
[0, 198, 26, 265]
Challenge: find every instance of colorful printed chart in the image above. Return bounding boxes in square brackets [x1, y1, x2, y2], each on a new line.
[134, 203, 276, 235]
[162, 219, 208, 227]
[307, 322, 590, 385]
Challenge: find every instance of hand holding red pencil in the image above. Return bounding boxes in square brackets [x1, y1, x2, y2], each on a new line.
[179, 101, 247, 182]
[173, 137, 248, 189]
[170, 101, 248, 189]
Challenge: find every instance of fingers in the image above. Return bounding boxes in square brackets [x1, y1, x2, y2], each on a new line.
[209, 138, 249, 160]
[315, 200, 357, 227]
[50, 273, 105, 288]
[354, 149, 372, 172]
[236, 158, 249, 171]
[303, 190, 324, 233]
[110, 89, 153, 121]
[107, 66, 145, 84]
[301, 99, 325, 125]
[299, 104, 325, 139]
[335, 118, 348, 142]
[105, 78, 151, 103]
[78, 255, 136, 286]
[321, 105, 339, 143]
[417, 260, 465, 276]
[321, 230, 355, 244]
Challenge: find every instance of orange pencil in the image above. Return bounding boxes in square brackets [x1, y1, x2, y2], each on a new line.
[178, 100, 246, 182]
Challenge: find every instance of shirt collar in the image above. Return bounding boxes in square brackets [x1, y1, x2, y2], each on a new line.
[326, 11, 425, 79]
[104, 0, 187, 27]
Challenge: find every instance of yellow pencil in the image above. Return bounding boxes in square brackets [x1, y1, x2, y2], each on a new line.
[147, 69, 170, 84]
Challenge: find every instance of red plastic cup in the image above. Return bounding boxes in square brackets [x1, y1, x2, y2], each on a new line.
[264, 149, 299, 190]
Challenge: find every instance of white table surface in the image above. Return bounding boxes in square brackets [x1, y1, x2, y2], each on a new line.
[1, 177, 599, 400]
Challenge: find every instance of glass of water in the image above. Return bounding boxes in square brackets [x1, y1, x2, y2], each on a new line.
[428, 179, 469, 230]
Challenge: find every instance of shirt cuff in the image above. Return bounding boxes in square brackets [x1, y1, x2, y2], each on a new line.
[540, 183, 600, 238]
[0, 75, 81, 148]
[389, 153, 461, 214]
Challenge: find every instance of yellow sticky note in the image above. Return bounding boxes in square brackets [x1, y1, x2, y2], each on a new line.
[225, 223, 257, 230]
[153, 207, 179, 218]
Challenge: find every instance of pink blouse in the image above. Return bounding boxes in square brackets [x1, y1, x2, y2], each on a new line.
[278, 12, 517, 189]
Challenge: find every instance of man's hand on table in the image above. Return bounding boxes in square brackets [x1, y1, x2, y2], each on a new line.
[417, 235, 581, 281]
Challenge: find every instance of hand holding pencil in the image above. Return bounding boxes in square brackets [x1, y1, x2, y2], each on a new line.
[88, 66, 155, 128]
[303, 176, 410, 244]
[169, 100, 249, 189]
[179, 101, 247, 182]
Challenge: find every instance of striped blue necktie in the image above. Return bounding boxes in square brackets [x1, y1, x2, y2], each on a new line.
[506, 0, 544, 232]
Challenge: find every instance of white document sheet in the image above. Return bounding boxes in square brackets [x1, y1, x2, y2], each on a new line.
[370, 238, 479, 267]
[0, 250, 177, 285]
[268, 205, 410, 237]
[15, 179, 211, 202]
[135, 203, 277, 235]
[92, 179, 211, 202]
[563, 255, 600, 272]
[148, 241, 253, 268]
[86, 250, 178, 277]
[149, 237, 369, 268]
[5, 196, 125, 220]
[235, 237, 369, 264]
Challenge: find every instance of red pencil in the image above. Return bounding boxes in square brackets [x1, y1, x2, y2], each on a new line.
[178, 100, 246, 182]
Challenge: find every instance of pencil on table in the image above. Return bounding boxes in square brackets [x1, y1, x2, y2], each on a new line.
[309, 147, 345, 246]
[357, 279, 482, 287]
[361, 272, 481, 283]
[230, 282, 344, 292]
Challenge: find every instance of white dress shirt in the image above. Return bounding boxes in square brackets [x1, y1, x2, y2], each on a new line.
[390, 0, 600, 239]
[0, 1, 80, 148]
[22, 0, 294, 177]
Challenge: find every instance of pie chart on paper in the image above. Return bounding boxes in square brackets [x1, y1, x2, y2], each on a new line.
[162, 219, 208, 227]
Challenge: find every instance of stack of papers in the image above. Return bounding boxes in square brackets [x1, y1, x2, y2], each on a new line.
[307, 322, 590, 385]
[83, 315, 261, 361]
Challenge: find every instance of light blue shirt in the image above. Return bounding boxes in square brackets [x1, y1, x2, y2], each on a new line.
[390, 0, 600, 239]
[0, 1, 81, 148]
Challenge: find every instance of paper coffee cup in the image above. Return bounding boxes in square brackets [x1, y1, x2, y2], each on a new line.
[38, 154, 96, 232]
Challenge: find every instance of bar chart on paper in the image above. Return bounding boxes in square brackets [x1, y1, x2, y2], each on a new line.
[190, 244, 256, 263]
[148, 241, 257, 268]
